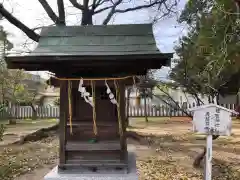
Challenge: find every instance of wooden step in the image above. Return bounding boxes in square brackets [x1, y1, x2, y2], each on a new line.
[65, 159, 127, 168]
[66, 149, 122, 161]
[66, 126, 120, 141]
[66, 127, 119, 134]
[67, 159, 122, 163]
[67, 121, 118, 127]
[66, 141, 121, 151]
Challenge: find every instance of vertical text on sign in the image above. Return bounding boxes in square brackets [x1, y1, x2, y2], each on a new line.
[214, 108, 220, 134]
[205, 111, 210, 133]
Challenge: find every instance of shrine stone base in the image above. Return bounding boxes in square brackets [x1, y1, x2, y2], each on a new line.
[44, 152, 138, 180]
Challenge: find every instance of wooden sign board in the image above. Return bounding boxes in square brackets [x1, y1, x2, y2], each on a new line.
[189, 104, 238, 180]
[189, 104, 237, 136]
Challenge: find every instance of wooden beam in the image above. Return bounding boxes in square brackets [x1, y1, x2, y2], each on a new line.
[6, 53, 172, 70]
[47, 77, 136, 88]
[63, 161, 127, 169]
[51, 69, 147, 79]
[66, 141, 121, 151]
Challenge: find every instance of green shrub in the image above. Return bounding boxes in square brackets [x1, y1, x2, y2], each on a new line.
[0, 104, 5, 112]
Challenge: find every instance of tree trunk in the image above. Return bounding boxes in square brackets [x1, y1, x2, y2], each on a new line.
[30, 103, 37, 120]
[193, 147, 206, 168]
[8, 105, 17, 125]
[143, 89, 148, 123]
[81, 10, 93, 25]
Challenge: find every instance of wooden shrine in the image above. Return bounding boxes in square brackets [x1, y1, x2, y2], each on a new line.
[5, 24, 173, 172]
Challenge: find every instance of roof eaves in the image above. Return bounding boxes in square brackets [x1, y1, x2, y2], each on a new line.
[189, 104, 238, 114]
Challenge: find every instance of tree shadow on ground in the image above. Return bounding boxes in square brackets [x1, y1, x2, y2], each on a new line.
[128, 131, 240, 154]
[211, 158, 240, 180]
[128, 131, 240, 180]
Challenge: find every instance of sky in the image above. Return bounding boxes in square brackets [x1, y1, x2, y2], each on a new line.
[0, 0, 188, 80]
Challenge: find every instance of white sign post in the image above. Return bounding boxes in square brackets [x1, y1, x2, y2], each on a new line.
[206, 134, 212, 180]
[189, 104, 238, 180]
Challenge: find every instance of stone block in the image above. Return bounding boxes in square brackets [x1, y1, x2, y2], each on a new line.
[44, 152, 138, 180]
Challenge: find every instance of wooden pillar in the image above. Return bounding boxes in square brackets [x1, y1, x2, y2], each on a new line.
[119, 81, 128, 163]
[236, 93, 239, 106]
[59, 80, 68, 169]
[237, 92, 240, 119]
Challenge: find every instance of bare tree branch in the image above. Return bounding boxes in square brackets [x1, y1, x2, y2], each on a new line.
[115, 0, 167, 13]
[92, 0, 98, 10]
[38, 0, 61, 24]
[102, 0, 175, 25]
[95, 0, 105, 6]
[135, 76, 192, 117]
[153, 93, 192, 117]
[152, 1, 178, 23]
[95, 5, 112, 14]
[32, 23, 55, 31]
[69, 0, 84, 10]
[0, 4, 40, 42]
[102, 0, 123, 25]
[154, 84, 193, 116]
[92, 0, 108, 11]
[57, 0, 66, 25]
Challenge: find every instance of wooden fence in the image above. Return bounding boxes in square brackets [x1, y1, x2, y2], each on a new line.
[0, 103, 237, 120]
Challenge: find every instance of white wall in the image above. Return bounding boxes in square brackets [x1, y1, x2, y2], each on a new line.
[126, 87, 210, 107]
[126, 87, 238, 107]
[43, 97, 57, 106]
[168, 88, 209, 105]
[128, 97, 151, 106]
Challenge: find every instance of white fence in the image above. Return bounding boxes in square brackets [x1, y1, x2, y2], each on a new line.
[128, 103, 237, 117]
[0, 106, 59, 119]
[0, 103, 237, 119]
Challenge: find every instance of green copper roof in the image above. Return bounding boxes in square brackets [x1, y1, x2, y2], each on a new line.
[6, 24, 173, 72]
[30, 24, 160, 56]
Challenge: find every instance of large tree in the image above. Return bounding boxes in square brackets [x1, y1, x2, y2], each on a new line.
[13, 73, 47, 120]
[171, 0, 240, 168]
[171, 0, 240, 102]
[0, 25, 16, 105]
[0, 0, 178, 43]
[0, 26, 29, 123]
[0, 23, 44, 122]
